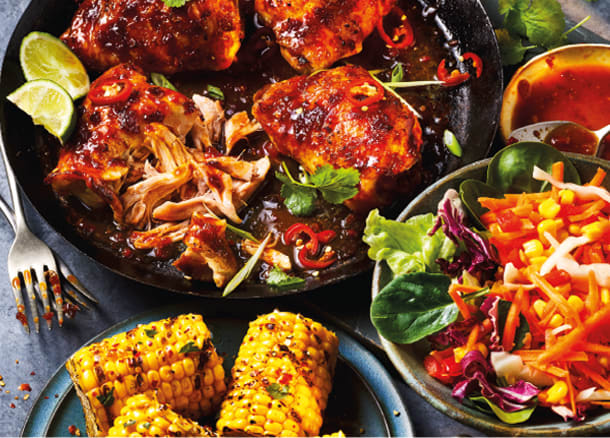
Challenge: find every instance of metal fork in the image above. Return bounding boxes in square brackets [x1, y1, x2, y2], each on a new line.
[0, 138, 96, 333]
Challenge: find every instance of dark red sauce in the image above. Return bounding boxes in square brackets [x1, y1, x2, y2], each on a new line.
[544, 124, 598, 155]
[598, 135, 610, 161]
[512, 64, 610, 132]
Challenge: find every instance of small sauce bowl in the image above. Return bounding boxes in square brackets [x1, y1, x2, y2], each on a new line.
[500, 44, 610, 155]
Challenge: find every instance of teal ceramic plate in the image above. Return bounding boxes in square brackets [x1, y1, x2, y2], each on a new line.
[372, 153, 610, 436]
[22, 302, 412, 437]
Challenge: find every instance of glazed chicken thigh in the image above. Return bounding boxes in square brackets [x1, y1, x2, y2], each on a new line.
[61, 0, 243, 73]
[255, 0, 393, 72]
[252, 65, 423, 212]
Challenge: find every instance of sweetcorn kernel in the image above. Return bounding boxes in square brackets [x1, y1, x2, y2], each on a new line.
[559, 189, 575, 205]
[602, 288, 610, 305]
[545, 381, 568, 404]
[567, 295, 584, 313]
[581, 221, 607, 240]
[533, 299, 547, 319]
[568, 224, 581, 235]
[538, 198, 561, 219]
[529, 256, 548, 270]
[537, 219, 557, 238]
[548, 314, 564, 328]
[523, 239, 544, 258]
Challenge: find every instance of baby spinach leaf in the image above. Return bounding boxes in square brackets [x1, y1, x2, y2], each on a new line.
[487, 142, 580, 193]
[363, 210, 456, 276]
[469, 396, 537, 424]
[370, 273, 457, 344]
[459, 179, 502, 228]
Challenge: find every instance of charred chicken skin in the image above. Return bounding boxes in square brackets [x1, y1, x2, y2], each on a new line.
[61, 0, 243, 73]
[252, 65, 423, 212]
[255, 0, 394, 72]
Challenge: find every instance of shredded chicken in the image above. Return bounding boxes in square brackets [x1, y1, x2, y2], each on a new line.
[173, 212, 238, 287]
[242, 239, 292, 271]
[192, 94, 224, 148]
[130, 220, 190, 250]
[224, 111, 262, 154]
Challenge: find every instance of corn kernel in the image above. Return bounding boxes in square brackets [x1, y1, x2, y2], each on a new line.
[548, 314, 564, 328]
[538, 198, 561, 219]
[567, 295, 584, 313]
[533, 299, 547, 319]
[529, 256, 548, 269]
[581, 221, 607, 240]
[523, 239, 544, 258]
[559, 189, 575, 205]
[453, 346, 467, 363]
[545, 381, 568, 404]
[537, 219, 557, 240]
[602, 288, 610, 305]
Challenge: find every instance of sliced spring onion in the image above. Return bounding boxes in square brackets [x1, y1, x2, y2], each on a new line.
[226, 223, 259, 243]
[391, 63, 404, 83]
[207, 84, 224, 100]
[444, 129, 463, 157]
[223, 233, 271, 297]
[150, 73, 177, 91]
[384, 80, 444, 88]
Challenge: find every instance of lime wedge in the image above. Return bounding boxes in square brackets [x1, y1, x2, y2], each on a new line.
[7, 79, 76, 143]
[20, 31, 89, 99]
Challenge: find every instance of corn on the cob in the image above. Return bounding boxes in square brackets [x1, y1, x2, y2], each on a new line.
[66, 314, 226, 436]
[322, 432, 345, 437]
[108, 393, 216, 437]
[217, 311, 339, 437]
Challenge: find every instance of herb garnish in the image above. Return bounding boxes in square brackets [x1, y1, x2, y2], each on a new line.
[495, 0, 591, 65]
[266, 383, 290, 400]
[145, 328, 157, 338]
[391, 63, 404, 83]
[142, 422, 151, 430]
[96, 387, 115, 407]
[206, 84, 225, 100]
[150, 73, 177, 91]
[161, 0, 190, 7]
[443, 130, 462, 158]
[179, 341, 202, 354]
[276, 162, 360, 216]
[123, 419, 136, 427]
[266, 268, 305, 289]
[224, 234, 271, 296]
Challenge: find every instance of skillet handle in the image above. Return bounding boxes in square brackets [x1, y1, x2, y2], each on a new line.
[0, 135, 27, 231]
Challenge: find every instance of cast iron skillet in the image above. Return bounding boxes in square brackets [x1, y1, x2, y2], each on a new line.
[0, 0, 503, 298]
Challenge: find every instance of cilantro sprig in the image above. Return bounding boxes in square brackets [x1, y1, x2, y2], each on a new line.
[265, 383, 290, 400]
[276, 163, 360, 216]
[266, 268, 305, 289]
[495, 0, 591, 65]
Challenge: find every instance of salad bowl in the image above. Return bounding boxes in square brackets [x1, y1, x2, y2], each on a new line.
[371, 149, 610, 436]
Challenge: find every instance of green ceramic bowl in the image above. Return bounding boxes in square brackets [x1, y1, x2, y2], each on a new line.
[371, 152, 610, 436]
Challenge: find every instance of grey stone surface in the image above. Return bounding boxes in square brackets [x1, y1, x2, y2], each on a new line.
[0, 0, 605, 436]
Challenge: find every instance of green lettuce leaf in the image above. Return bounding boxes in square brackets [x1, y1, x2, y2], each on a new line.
[363, 210, 456, 276]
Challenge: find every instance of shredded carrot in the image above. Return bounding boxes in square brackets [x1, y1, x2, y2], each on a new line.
[478, 197, 518, 212]
[448, 284, 471, 319]
[530, 273, 581, 326]
[585, 270, 599, 314]
[528, 363, 568, 378]
[505, 192, 553, 201]
[451, 284, 482, 294]
[537, 305, 610, 364]
[567, 200, 606, 222]
[591, 401, 610, 408]
[514, 350, 588, 362]
[566, 367, 577, 415]
[539, 302, 558, 327]
[502, 287, 525, 351]
[581, 342, 610, 355]
[573, 363, 610, 391]
[465, 324, 480, 352]
[587, 167, 607, 187]
[551, 162, 564, 200]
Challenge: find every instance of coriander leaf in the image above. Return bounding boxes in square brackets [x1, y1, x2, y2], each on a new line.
[505, 10, 527, 37]
[179, 341, 202, 354]
[144, 328, 158, 338]
[308, 165, 360, 204]
[266, 267, 305, 289]
[207, 84, 224, 100]
[266, 383, 290, 400]
[124, 419, 137, 427]
[224, 234, 271, 296]
[142, 422, 151, 430]
[391, 63, 404, 83]
[150, 73, 177, 91]
[162, 0, 189, 7]
[498, 0, 528, 15]
[96, 388, 115, 407]
[520, 0, 565, 48]
[278, 175, 317, 216]
[495, 29, 535, 66]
